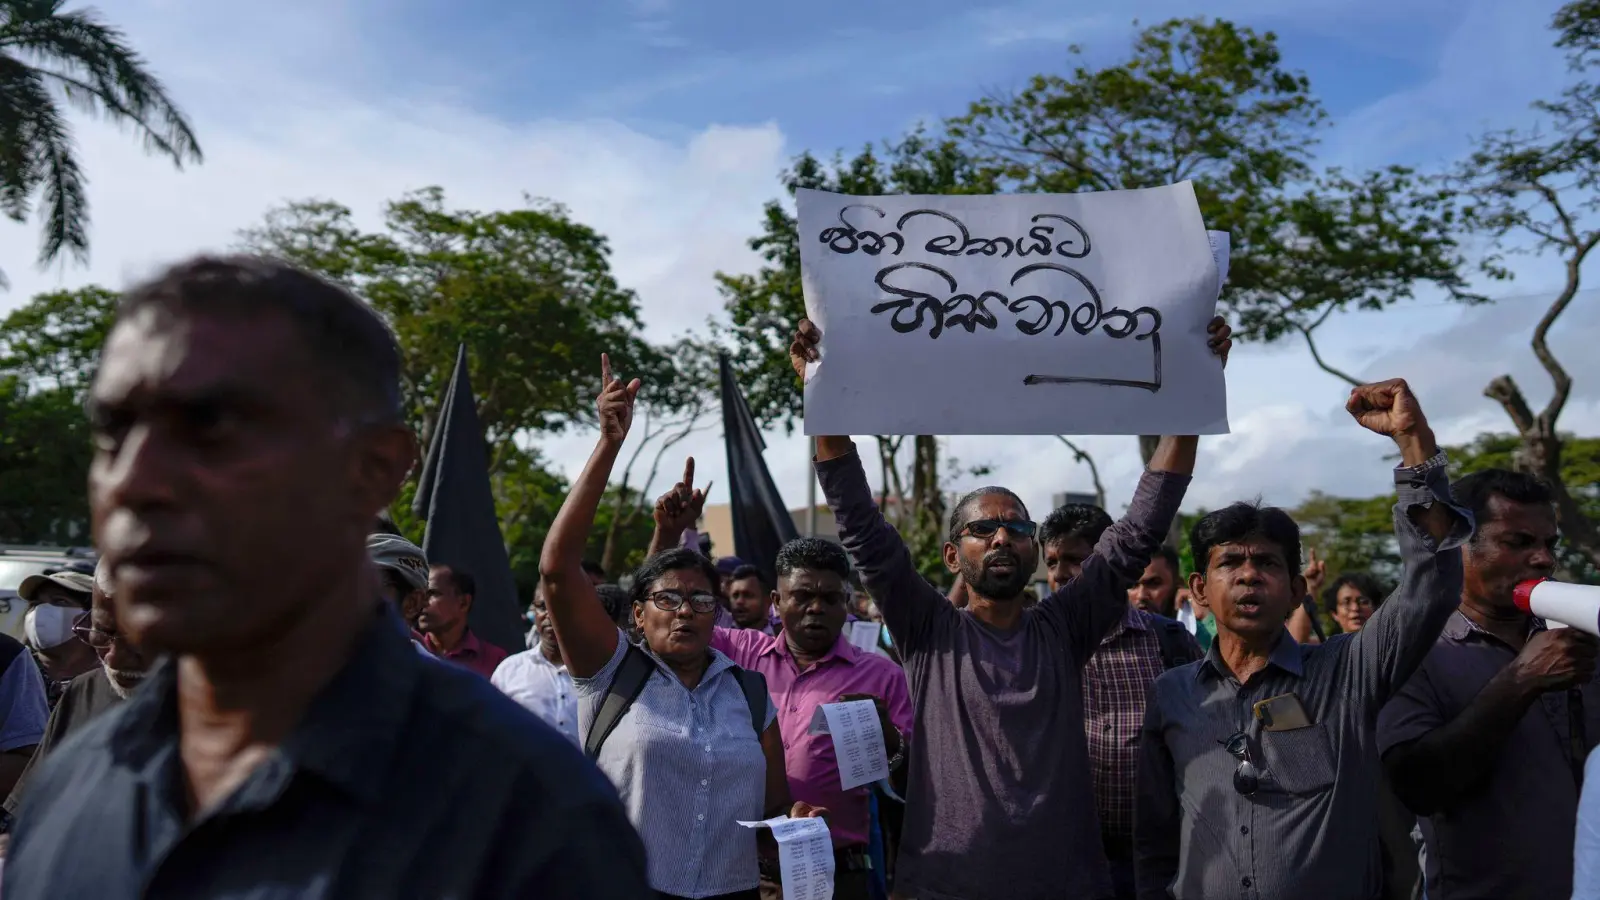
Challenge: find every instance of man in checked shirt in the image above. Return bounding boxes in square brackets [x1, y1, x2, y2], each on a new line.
[1041, 508, 1201, 900]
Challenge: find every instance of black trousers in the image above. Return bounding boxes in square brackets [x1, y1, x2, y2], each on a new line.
[657, 891, 759, 900]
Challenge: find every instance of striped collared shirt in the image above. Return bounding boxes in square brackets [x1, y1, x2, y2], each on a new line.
[574, 632, 776, 897]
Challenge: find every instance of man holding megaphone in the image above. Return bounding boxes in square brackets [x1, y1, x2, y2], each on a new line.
[1377, 470, 1595, 900]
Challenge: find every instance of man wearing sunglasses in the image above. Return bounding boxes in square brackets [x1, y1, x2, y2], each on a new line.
[791, 316, 1230, 900]
[1133, 379, 1471, 900]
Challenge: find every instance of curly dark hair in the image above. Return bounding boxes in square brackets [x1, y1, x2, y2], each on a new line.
[1189, 502, 1301, 575]
[1321, 572, 1388, 617]
[1452, 469, 1555, 542]
[775, 537, 852, 579]
[629, 548, 721, 609]
[1039, 503, 1113, 549]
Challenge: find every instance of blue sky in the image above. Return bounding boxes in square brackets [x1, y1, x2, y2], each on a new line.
[0, 0, 1592, 521]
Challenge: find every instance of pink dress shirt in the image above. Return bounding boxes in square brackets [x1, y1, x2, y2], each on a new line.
[423, 628, 508, 680]
[711, 626, 913, 848]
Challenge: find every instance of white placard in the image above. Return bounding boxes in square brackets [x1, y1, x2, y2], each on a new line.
[806, 699, 889, 790]
[796, 183, 1230, 435]
[846, 620, 882, 655]
[738, 815, 835, 900]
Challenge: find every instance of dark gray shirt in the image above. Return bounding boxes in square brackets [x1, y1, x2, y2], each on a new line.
[1377, 612, 1600, 900]
[818, 449, 1187, 900]
[4, 609, 651, 900]
[1135, 460, 1470, 900]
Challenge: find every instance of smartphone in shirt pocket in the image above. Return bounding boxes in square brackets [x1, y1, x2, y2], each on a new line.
[1254, 693, 1312, 731]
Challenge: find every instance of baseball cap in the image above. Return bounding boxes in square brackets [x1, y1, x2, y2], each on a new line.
[367, 534, 429, 593]
[17, 571, 96, 603]
[714, 556, 746, 576]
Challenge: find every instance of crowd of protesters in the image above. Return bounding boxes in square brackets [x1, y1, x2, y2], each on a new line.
[0, 254, 1592, 900]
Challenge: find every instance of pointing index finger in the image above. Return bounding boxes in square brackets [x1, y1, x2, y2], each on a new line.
[601, 353, 613, 388]
[683, 457, 695, 490]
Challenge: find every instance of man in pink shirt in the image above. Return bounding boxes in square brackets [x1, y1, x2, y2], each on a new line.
[710, 537, 912, 900]
[418, 564, 507, 679]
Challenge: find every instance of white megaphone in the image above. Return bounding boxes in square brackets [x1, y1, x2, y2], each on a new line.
[1514, 578, 1600, 637]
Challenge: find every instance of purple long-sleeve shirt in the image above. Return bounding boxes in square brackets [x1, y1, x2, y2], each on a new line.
[816, 449, 1189, 900]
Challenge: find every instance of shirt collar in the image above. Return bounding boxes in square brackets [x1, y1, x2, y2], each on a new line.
[113, 607, 421, 808]
[765, 631, 860, 668]
[424, 628, 482, 658]
[1196, 628, 1304, 682]
[526, 648, 568, 674]
[638, 640, 742, 686]
[1098, 605, 1148, 646]
[1443, 609, 1546, 645]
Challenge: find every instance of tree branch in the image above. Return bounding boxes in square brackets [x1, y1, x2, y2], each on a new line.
[1054, 436, 1107, 509]
[1484, 374, 1538, 434]
[1294, 320, 1363, 388]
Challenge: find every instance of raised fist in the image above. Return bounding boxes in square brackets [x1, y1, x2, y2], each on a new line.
[1346, 378, 1427, 439]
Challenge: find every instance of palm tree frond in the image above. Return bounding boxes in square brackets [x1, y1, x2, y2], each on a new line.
[4, 64, 88, 263]
[0, 0, 200, 271]
[1, 4, 202, 167]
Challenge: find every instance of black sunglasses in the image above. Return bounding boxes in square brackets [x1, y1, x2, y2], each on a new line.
[646, 590, 719, 614]
[1219, 731, 1260, 795]
[961, 518, 1038, 539]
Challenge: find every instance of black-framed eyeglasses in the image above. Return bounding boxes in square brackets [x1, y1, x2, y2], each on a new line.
[1219, 731, 1260, 795]
[646, 590, 719, 614]
[69, 614, 115, 650]
[960, 518, 1038, 540]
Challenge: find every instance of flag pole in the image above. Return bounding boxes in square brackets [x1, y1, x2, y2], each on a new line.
[807, 436, 818, 537]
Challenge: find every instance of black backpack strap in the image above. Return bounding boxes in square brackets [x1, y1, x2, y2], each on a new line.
[1153, 617, 1202, 671]
[733, 667, 769, 737]
[585, 643, 655, 760]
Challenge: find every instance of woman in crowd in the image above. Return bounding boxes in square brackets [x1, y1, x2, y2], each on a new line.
[540, 355, 821, 900]
[1324, 571, 1387, 634]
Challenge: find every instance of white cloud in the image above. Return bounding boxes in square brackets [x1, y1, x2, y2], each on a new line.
[4, 0, 1597, 560]
[1322, 0, 1572, 171]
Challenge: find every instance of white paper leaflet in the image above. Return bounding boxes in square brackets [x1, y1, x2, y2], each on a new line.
[806, 699, 890, 790]
[738, 815, 835, 900]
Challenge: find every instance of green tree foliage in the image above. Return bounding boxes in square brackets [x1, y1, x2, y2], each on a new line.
[718, 131, 995, 430]
[1450, 0, 1600, 568]
[717, 131, 997, 559]
[1285, 434, 1600, 592]
[0, 285, 117, 543]
[242, 189, 712, 585]
[1447, 433, 1600, 582]
[948, 17, 1481, 390]
[0, 0, 201, 286]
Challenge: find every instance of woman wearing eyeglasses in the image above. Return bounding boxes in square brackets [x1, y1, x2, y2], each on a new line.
[539, 355, 823, 900]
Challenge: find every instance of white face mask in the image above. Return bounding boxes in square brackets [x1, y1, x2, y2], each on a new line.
[25, 604, 79, 651]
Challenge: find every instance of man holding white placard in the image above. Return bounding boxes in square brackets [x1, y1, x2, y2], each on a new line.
[790, 315, 1230, 900]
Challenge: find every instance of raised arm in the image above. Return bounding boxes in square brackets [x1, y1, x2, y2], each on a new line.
[793, 320, 948, 647]
[1037, 315, 1231, 661]
[538, 354, 639, 679]
[1044, 437, 1196, 662]
[645, 458, 709, 558]
[1340, 379, 1473, 705]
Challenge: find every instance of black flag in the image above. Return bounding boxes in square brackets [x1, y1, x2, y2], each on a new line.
[719, 353, 798, 586]
[412, 344, 523, 654]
